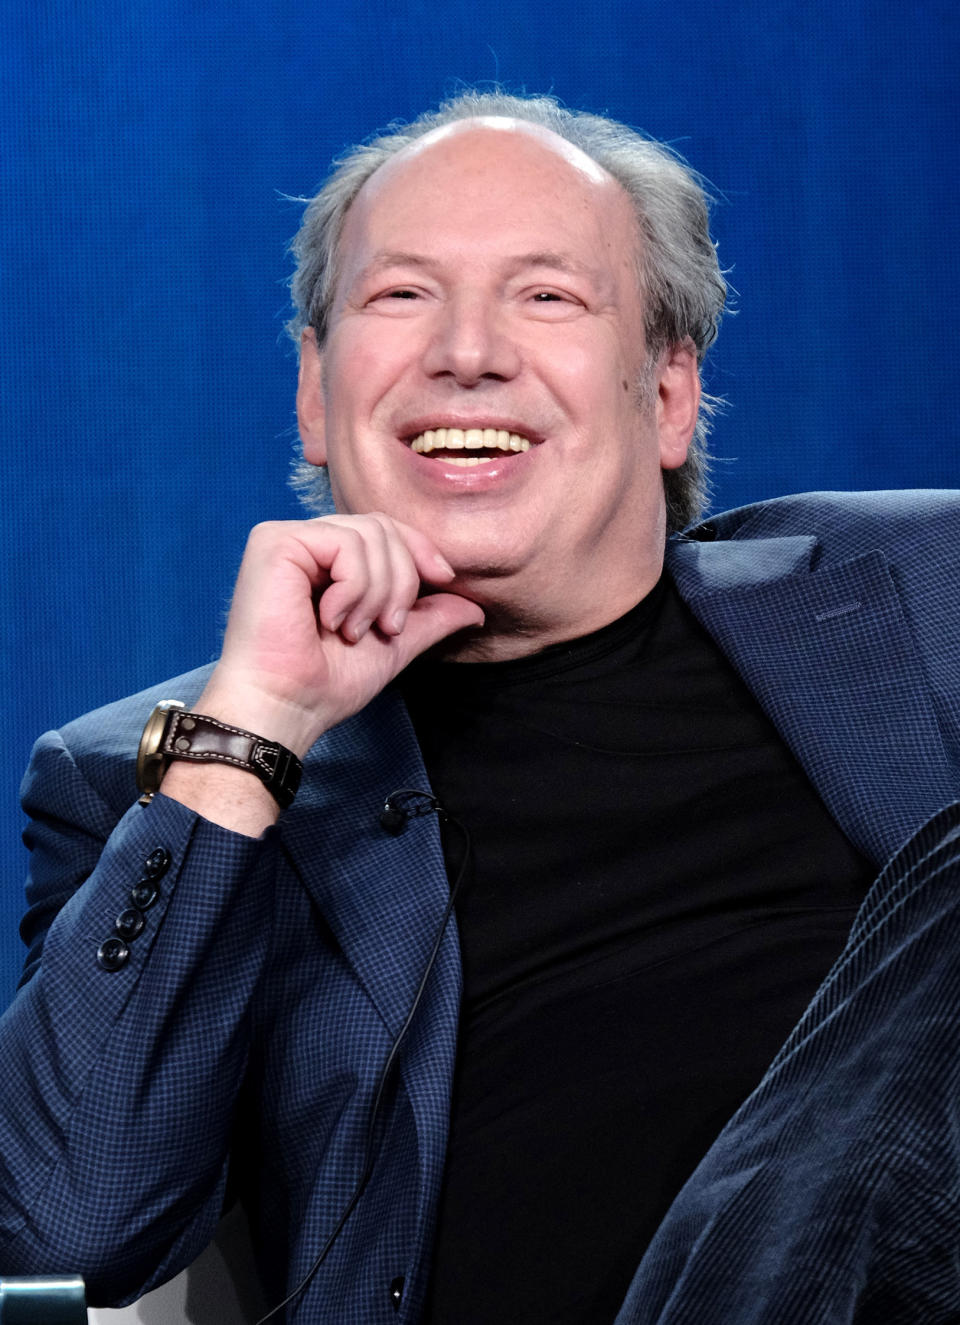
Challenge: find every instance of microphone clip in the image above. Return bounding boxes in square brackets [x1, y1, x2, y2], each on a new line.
[379, 788, 442, 835]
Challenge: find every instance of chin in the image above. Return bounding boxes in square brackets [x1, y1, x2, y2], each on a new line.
[445, 552, 521, 585]
[437, 525, 531, 575]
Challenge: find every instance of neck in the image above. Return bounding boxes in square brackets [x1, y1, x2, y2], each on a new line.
[436, 554, 666, 663]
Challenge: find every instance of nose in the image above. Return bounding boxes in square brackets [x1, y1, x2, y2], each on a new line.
[420, 292, 521, 386]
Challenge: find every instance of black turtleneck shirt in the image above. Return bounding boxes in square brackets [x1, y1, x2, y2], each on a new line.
[400, 573, 874, 1323]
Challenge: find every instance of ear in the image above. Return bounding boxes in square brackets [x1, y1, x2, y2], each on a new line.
[296, 327, 327, 466]
[655, 340, 701, 471]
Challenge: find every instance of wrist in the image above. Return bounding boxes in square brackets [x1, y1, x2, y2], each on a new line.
[193, 669, 333, 759]
[137, 700, 303, 814]
[158, 761, 281, 836]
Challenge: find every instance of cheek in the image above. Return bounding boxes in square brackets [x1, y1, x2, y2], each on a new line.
[538, 330, 637, 411]
[327, 323, 416, 401]
[540, 336, 598, 387]
[325, 453, 391, 518]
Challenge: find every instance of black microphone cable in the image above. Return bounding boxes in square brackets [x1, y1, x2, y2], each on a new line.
[255, 794, 470, 1323]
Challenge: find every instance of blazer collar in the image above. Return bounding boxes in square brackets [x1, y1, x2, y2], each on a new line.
[668, 533, 959, 866]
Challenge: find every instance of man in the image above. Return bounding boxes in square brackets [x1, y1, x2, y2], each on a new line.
[2, 91, 960, 1323]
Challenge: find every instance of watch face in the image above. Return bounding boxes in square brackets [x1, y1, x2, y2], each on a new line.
[136, 700, 185, 794]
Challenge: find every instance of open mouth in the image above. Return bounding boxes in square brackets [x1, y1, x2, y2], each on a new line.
[409, 427, 533, 467]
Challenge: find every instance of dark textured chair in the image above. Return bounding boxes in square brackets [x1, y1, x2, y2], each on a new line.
[0, 1277, 87, 1322]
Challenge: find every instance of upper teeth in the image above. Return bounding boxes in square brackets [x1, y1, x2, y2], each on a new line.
[410, 427, 531, 454]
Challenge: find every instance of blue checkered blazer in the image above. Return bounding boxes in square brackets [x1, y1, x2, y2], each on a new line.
[1, 490, 959, 1323]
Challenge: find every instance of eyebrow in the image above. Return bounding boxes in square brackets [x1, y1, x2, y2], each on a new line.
[509, 251, 605, 281]
[358, 251, 434, 277]
[355, 249, 605, 284]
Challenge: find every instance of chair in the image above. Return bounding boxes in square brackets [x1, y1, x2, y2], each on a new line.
[0, 1276, 87, 1322]
[86, 1206, 264, 1324]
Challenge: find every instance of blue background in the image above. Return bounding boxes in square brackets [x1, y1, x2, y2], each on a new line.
[2, 0, 958, 1000]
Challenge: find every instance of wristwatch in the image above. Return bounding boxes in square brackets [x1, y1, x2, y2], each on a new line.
[136, 700, 303, 810]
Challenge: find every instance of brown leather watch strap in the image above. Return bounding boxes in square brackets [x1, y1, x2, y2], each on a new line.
[160, 710, 302, 809]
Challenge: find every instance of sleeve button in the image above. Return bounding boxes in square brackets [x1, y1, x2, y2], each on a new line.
[97, 936, 130, 971]
[389, 1276, 405, 1311]
[130, 880, 160, 910]
[142, 847, 171, 879]
[115, 907, 146, 941]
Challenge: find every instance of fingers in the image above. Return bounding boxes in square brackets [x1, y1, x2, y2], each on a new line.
[236, 510, 480, 661]
[396, 592, 486, 661]
[385, 519, 457, 587]
[212, 514, 484, 750]
[311, 513, 455, 643]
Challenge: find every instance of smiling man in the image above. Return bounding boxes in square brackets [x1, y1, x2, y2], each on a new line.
[4, 92, 960, 1325]
[294, 117, 695, 645]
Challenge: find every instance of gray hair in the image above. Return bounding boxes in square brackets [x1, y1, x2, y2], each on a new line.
[289, 90, 727, 531]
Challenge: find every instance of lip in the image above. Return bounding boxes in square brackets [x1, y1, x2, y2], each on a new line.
[399, 435, 538, 488]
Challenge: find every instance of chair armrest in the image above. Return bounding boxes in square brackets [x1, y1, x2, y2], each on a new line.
[0, 1277, 87, 1323]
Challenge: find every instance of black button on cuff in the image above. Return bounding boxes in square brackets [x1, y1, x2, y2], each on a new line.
[142, 847, 171, 880]
[97, 936, 130, 972]
[130, 880, 160, 911]
[115, 907, 146, 941]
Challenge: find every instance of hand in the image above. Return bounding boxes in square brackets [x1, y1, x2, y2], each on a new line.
[194, 513, 483, 757]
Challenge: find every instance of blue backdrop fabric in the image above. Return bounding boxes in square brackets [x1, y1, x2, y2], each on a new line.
[2, 0, 959, 1000]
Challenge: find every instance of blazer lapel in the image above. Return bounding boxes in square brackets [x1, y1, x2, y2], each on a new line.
[669, 536, 959, 867]
[278, 685, 459, 1038]
[277, 686, 460, 1268]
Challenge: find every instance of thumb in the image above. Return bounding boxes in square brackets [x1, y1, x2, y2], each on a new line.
[396, 592, 485, 663]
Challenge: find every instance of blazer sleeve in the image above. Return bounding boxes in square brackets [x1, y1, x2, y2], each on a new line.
[0, 725, 278, 1306]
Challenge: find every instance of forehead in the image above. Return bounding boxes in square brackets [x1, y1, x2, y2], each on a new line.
[337, 118, 638, 273]
[379, 116, 612, 188]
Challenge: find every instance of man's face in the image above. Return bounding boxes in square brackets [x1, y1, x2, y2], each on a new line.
[298, 119, 698, 622]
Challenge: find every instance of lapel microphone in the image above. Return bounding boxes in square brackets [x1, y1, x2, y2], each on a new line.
[380, 788, 442, 834]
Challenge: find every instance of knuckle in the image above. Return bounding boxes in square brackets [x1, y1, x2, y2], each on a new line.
[368, 511, 406, 543]
[247, 519, 282, 546]
[394, 562, 420, 598]
[329, 514, 368, 540]
[244, 521, 294, 564]
[359, 514, 391, 546]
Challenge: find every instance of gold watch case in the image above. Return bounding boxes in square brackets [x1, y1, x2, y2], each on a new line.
[136, 700, 186, 801]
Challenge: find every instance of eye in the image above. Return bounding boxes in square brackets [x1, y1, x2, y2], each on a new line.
[523, 287, 585, 319]
[363, 284, 429, 314]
